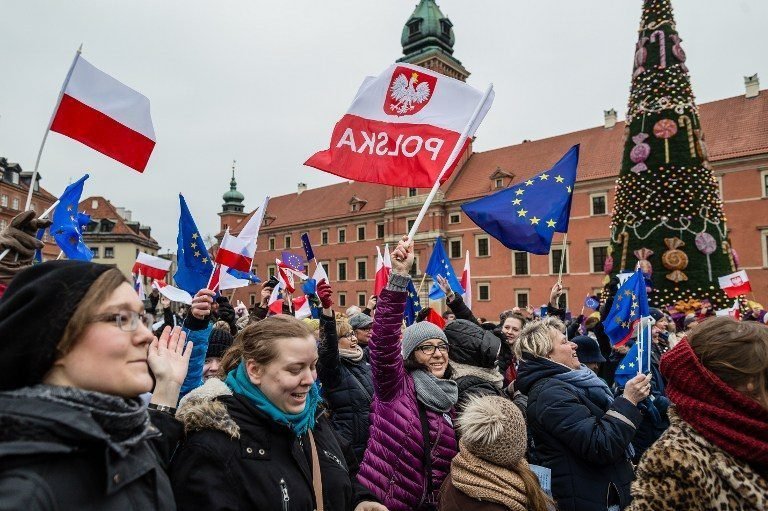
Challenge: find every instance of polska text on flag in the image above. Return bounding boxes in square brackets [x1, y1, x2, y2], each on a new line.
[50, 53, 156, 172]
[462, 145, 579, 255]
[306, 63, 494, 188]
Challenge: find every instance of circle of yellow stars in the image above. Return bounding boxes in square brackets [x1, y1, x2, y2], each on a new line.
[510, 172, 573, 229]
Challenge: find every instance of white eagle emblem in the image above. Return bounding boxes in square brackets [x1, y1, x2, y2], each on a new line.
[389, 71, 431, 115]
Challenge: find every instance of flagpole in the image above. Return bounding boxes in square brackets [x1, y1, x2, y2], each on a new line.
[407, 84, 494, 241]
[557, 233, 568, 286]
[25, 45, 82, 212]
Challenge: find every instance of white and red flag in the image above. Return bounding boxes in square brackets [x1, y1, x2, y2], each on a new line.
[276, 259, 309, 294]
[152, 280, 193, 305]
[718, 270, 751, 298]
[305, 63, 494, 188]
[374, 245, 391, 296]
[460, 250, 472, 309]
[715, 299, 741, 319]
[132, 252, 172, 281]
[50, 52, 156, 172]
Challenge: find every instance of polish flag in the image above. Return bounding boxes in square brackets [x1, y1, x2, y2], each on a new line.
[132, 252, 172, 281]
[276, 259, 308, 294]
[374, 245, 391, 296]
[268, 282, 284, 314]
[718, 270, 751, 298]
[50, 52, 156, 172]
[460, 250, 471, 309]
[134, 273, 145, 301]
[152, 280, 193, 305]
[306, 63, 494, 188]
[716, 299, 741, 319]
[210, 196, 270, 290]
[292, 296, 312, 320]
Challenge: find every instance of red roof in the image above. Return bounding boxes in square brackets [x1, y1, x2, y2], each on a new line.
[445, 89, 768, 201]
[79, 195, 158, 245]
[252, 90, 768, 226]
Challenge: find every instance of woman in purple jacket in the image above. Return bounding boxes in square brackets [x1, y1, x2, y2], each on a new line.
[357, 237, 459, 511]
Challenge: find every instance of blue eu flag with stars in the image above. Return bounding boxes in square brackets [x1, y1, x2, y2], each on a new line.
[613, 334, 652, 388]
[603, 269, 649, 347]
[174, 194, 213, 295]
[404, 279, 422, 326]
[461, 145, 579, 255]
[51, 174, 92, 261]
[426, 237, 464, 300]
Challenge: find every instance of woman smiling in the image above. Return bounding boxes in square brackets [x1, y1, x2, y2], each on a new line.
[170, 314, 385, 511]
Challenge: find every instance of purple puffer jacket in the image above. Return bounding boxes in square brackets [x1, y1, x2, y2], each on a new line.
[357, 287, 458, 511]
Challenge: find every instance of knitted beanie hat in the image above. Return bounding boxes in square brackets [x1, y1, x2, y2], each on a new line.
[458, 395, 527, 469]
[401, 321, 448, 358]
[206, 328, 234, 359]
[0, 260, 114, 390]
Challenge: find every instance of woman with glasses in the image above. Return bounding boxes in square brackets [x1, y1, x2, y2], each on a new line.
[316, 280, 375, 461]
[0, 260, 192, 509]
[357, 237, 459, 511]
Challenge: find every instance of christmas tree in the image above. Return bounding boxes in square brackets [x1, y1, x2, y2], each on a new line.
[606, 0, 736, 311]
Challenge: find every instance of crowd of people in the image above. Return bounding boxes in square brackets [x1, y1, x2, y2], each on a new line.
[0, 213, 766, 510]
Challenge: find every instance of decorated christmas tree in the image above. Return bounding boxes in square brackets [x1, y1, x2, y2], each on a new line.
[606, 0, 736, 311]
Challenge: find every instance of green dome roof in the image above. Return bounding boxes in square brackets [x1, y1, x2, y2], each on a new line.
[401, 0, 455, 57]
[222, 161, 244, 213]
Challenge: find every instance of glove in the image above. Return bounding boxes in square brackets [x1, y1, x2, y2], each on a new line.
[316, 279, 334, 309]
[0, 211, 53, 284]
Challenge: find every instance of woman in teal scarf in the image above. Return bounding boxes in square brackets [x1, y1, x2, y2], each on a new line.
[171, 314, 387, 511]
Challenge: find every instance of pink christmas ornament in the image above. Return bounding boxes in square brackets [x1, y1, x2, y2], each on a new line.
[669, 34, 688, 71]
[634, 248, 654, 276]
[694, 232, 716, 255]
[653, 119, 678, 163]
[633, 36, 650, 78]
[630, 133, 651, 173]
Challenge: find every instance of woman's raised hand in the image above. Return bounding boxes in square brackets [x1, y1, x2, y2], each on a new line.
[389, 236, 414, 276]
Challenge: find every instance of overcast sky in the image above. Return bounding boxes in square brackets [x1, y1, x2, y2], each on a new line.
[1, 1, 765, 251]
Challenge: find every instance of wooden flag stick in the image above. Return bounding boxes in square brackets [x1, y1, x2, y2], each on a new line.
[557, 233, 568, 286]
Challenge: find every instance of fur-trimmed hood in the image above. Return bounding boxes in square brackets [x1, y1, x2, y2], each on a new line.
[176, 378, 239, 439]
[450, 360, 504, 389]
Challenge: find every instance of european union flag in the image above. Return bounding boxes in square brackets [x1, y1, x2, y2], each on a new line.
[602, 269, 649, 347]
[281, 250, 306, 272]
[613, 324, 652, 388]
[174, 194, 213, 295]
[584, 296, 600, 310]
[301, 233, 315, 262]
[426, 237, 464, 300]
[226, 267, 261, 284]
[461, 145, 579, 255]
[404, 279, 422, 326]
[51, 174, 92, 261]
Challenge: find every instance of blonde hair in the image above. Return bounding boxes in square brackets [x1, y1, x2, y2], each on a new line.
[514, 316, 565, 360]
[336, 317, 352, 338]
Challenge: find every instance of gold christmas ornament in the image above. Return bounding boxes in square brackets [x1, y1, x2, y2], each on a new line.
[662, 237, 689, 282]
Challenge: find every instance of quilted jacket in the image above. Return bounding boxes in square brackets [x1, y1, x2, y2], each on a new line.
[356, 286, 458, 511]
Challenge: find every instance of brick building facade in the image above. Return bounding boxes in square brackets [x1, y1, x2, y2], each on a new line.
[218, 2, 768, 318]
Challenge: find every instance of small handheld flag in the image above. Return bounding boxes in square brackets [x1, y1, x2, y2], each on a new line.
[281, 251, 306, 272]
[603, 269, 649, 347]
[301, 233, 315, 262]
[50, 174, 92, 261]
[584, 296, 600, 310]
[461, 145, 579, 255]
[173, 194, 213, 295]
[404, 279, 423, 326]
[426, 237, 464, 299]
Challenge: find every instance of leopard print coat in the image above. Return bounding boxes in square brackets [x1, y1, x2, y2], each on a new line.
[629, 407, 768, 511]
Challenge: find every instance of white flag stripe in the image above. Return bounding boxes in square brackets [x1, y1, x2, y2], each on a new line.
[65, 55, 156, 140]
[345, 63, 491, 134]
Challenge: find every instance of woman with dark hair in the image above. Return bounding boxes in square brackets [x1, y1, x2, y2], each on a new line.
[0, 260, 192, 509]
[357, 237, 458, 511]
[629, 317, 768, 510]
[170, 314, 384, 511]
[514, 316, 650, 511]
[316, 280, 374, 461]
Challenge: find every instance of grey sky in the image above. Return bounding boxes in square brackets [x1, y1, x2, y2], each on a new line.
[1, 1, 765, 251]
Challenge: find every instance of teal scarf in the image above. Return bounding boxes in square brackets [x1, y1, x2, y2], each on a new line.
[225, 363, 320, 437]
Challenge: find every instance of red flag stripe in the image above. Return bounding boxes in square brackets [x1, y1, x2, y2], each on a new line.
[131, 262, 168, 281]
[51, 94, 155, 173]
[215, 248, 252, 273]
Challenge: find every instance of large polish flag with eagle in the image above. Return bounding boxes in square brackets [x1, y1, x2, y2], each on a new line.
[305, 63, 493, 188]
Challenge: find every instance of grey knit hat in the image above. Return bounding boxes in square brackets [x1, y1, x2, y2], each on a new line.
[401, 321, 448, 358]
[348, 313, 373, 330]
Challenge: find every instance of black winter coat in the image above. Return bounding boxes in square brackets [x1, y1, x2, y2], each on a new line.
[445, 294, 478, 324]
[0, 395, 180, 510]
[170, 378, 376, 511]
[317, 314, 374, 461]
[516, 357, 642, 511]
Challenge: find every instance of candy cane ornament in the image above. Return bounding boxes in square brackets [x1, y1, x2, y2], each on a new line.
[650, 30, 667, 69]
[678, 115, 696, 157]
